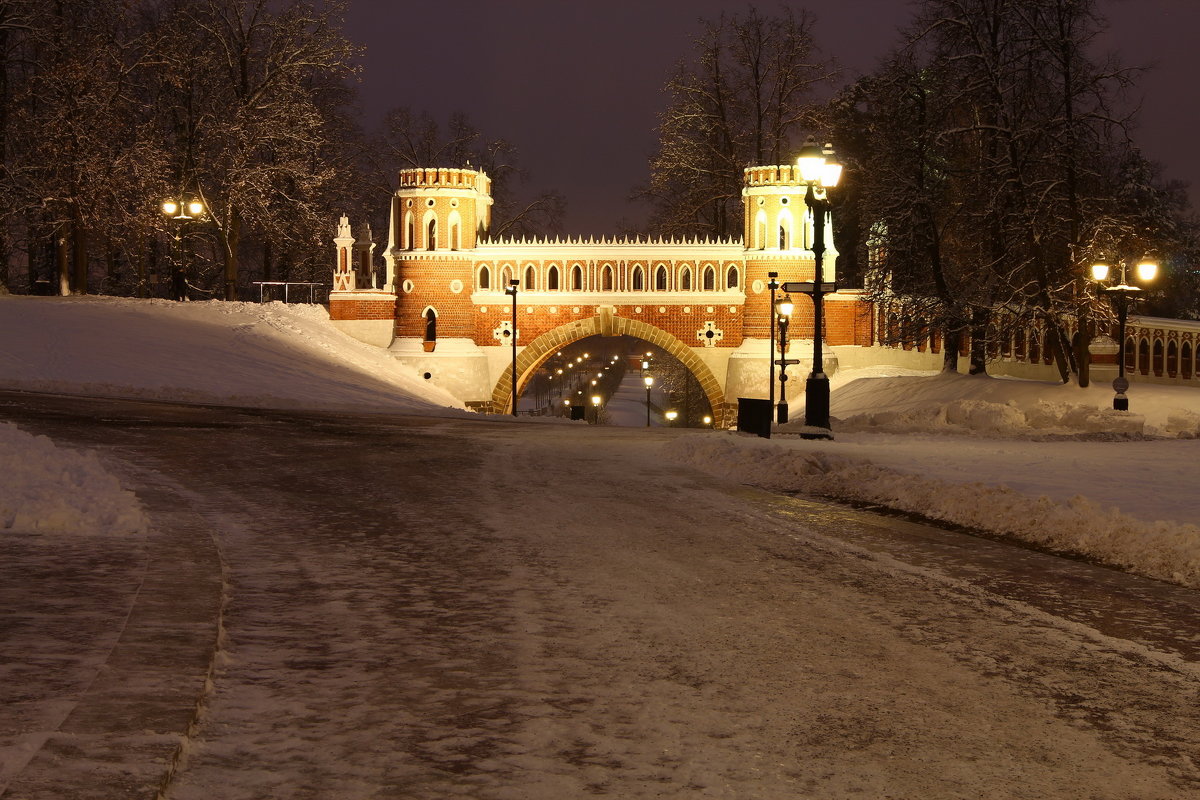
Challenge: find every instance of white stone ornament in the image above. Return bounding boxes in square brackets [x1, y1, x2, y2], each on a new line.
[697, 321, 723, 347]
[493, 320, 517, 342]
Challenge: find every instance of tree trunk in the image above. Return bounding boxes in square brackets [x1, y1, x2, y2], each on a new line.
[56, 226, 70, 296]
[263, 240, 273, 282]
[968, 308, 988, 376]
[223, 208, 240, 300]
[71, 206, 88, 295]
[942, 324, 960, 373]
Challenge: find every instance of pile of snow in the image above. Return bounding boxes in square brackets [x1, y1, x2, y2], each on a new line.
[0, 295, 462, 413]
[818, 370, 1200, 438]
[666, 433, 1200, 588]
[0, 422, 148, 535]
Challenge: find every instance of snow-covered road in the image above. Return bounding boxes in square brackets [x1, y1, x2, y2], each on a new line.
[2, 393, 1198, 799]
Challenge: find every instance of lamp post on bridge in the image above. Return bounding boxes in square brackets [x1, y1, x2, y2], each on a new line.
[767, 271, 779, 426]
[504, 279, 519, 416]
[644, 374, 654, 427]
[775, 296, 796, 424]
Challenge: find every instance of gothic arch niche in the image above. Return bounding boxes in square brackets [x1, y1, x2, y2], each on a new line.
[489, 316, 729, 426]
[422, 307, 437, 352]
[448, 210, 463, 250]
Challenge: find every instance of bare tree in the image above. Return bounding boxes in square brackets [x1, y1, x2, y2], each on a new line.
[374, 107, 566, 239]
[151, 0, 359, 299]
[638, 6, 836, 239]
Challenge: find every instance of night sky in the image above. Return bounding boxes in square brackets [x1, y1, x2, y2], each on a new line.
[344, 0, 1200, 235]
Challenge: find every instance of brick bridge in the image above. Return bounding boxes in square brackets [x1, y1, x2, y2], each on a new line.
[330, 166, 874, 426]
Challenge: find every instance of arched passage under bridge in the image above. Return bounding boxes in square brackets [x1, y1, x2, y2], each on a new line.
[490, 315, 730, 426]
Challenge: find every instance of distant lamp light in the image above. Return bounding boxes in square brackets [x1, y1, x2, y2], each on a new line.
[1091, 262, 1110, 282]
[187, 200, 205, 217]
[1137, 261, 1158, 282]
[644, 375, 654, 388]
[778, 296, 794, 318]
[665, 410, 678, 423]
[591, 394, 601, 406]
[797, 137, 825, 183]
[702, 415, 713, 426]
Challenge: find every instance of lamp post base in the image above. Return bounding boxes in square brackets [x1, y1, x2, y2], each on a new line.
[776, 402, 789, 424]
[804, 374, 831, 430]
[1113, 393, 1129, 411]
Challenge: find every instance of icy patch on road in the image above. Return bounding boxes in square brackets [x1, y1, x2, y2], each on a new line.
[665, 434, 1200, 589]
[0, 423, 148, 535]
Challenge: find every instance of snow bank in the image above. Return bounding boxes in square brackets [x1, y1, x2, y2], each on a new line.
[0, 422, 148, 535]
[819, 371, 1200, 438]
[665, 433, 1200, 589]
[0, 295, 462, 413]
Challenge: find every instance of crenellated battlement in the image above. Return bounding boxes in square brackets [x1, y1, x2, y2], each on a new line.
[477, 233, 743, 248]
[397, 167, 491, 195]
[743, 164, 811, 187]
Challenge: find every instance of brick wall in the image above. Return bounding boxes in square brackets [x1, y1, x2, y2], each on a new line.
[329, 293, 395, 321]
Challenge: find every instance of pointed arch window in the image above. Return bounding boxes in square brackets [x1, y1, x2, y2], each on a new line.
[501, 266, 512, 287]
[703, 266, 715, 291]
[632, 265, 644, 291]
[405, 213, 415, 250]
[424, 308, 437, 342]
[571, 264, 583, 290]
[548, 265, 560, 290]
[681, 268, 692, 291]
[602, 265, 613, 291]
[478, 265, 491, 289]
[655, 265, 668, 291]
[778, 225, 788, 250]
[726, 266, 739, 289]
[426, 218, 437, 251]
[524, 265, 536, 290]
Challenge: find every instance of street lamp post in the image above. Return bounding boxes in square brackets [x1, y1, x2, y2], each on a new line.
[795, 138, 842, 437]
[591, 394, 602, 425]
[1090, 259, 1157, 410]
[775, 296, 795, 423]
[767, 271, 779, 424]
[505, 279, 519, 416]
[161, 197, 205, 301]
[644, 374, 654, 427]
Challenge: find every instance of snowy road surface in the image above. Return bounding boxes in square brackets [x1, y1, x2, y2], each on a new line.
[2, 392, 1199, 799]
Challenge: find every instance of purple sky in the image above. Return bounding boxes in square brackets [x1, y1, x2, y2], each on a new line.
[345, 0, 1199, 235]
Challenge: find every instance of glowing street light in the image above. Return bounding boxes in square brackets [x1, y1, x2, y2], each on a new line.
[161, 195, 206, 302]
[775, 295, 795, 424]
[795, 137, 842, 438]
[1090, 258, 1158, 411]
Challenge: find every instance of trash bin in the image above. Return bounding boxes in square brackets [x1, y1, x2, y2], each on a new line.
[736, 397, 772, 439]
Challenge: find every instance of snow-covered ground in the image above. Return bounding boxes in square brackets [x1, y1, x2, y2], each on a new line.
[3, 294, 1199, 587]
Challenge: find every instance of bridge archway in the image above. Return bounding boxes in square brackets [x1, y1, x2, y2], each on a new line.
[490, 315, 730, 426]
